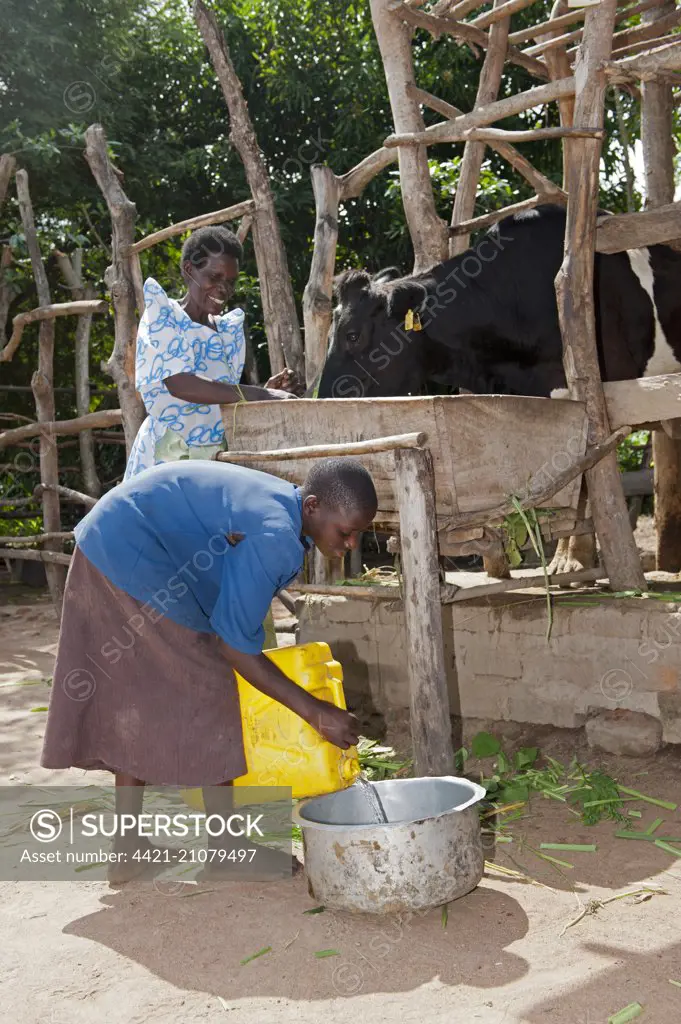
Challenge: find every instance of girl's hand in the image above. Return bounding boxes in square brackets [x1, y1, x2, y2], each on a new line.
[264, 388, 299, 400]
[266, 368, 305, 396]
[304, 699, 359, 750]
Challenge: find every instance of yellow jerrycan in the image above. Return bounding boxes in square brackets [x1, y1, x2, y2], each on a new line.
[182, 642, 360, 810]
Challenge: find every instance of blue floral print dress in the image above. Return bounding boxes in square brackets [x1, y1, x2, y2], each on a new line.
[124, 277, 246, 480]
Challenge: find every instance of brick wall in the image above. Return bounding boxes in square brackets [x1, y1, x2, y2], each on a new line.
[297, 592, 681, 744]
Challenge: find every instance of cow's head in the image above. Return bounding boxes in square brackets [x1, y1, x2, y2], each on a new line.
[317, 268, 432, 398]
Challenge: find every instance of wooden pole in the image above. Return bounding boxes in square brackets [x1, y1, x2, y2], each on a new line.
[193, 0, 303, 379]
[215, 431, 428, 463]
[0, 548, 72, 566]
[410, 85, 566, 198]
[370, 0, 448, 271]
[541, 1, 576, 196]
[303, 166, 340, 387]
[0, 300, 109, 363]
[0, 154, 16, 210]
[393, 3, 548, 80]
[54, 249, 102, 498]
[639, 2, 681, 571]
[35, 483, 97, 508]
[450, 0, 511, 257]
[0, 410, 123, 448]
[129, 199, 255, 254]
[0, 245, 13, 352]
[4, 532, 74, 546]
[0, 156, 16, 354]
[384, 76, 577, 148]
[84, 124, 146, 454]
[555, 0, 646, 591]
[15, 169, 67, 611]
[394, 447, 454, 777]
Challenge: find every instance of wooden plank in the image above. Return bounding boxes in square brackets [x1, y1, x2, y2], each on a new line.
[597, 373, 681, 429]
[442, 424, 629, 530]
[394, 448, 453, 776]
[596, 200, 681, 252]
[220, 395, 589, 519]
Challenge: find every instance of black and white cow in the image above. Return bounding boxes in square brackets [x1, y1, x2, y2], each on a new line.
[317, 204, 681, 400]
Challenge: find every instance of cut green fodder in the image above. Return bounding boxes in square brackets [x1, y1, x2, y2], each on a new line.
[462, 732, 630, 827]
[608, 1002, 643, 1024]
[356, 737, 412, 781]
[240, 946, 272, 966]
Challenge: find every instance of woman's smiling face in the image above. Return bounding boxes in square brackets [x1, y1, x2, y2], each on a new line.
[182, 252, 239, 320]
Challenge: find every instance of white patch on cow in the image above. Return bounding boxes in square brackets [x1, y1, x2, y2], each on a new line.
[514, 207, 541, 223]
[626, 247, 681, 377]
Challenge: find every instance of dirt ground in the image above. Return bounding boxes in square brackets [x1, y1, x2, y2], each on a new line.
[1, 582, 681, 1024]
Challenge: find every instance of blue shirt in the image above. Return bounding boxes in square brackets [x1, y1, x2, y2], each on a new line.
[74, 461, 307, 654]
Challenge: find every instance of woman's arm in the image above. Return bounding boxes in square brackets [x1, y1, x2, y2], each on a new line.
[165, 373, 296, 404]
[221, 643, 359, 750]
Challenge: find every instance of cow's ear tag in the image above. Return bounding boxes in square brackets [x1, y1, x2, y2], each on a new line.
[405, 309, 414, 331]
[412, 311, 422, 332]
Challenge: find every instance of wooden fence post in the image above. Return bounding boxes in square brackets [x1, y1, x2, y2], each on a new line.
[193, 0, 304, 380]
[15, 169, 67, 612]
[84, 124, 145, 455]
[302, 165, 340, 388]
[370, 0, 448, 271]
[555, 0, 646, 591]
[641, 1, 681, 571]
[394, 447, 454, 776]
[55, 249, 101, 497]
[449, 0, 511, 257]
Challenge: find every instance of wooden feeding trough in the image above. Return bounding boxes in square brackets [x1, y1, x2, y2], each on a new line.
[221, 395, 592, 551]
[217, 393, 619, 777]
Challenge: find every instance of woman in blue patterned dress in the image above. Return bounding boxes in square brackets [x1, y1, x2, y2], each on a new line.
[125, 224, 302, 647]
[125, 224, 301, 479]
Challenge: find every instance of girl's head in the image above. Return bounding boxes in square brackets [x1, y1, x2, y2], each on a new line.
[181, 226, 244, 318]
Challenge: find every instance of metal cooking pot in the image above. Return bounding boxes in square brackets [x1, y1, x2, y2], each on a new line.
[293, 775, 486, 914]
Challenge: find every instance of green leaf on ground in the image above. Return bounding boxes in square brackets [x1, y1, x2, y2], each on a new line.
[471, 732, 501, 758]
[240, 947, 272, 966]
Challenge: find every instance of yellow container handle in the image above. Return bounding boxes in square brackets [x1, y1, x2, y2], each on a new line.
[340, 753, 361, 783]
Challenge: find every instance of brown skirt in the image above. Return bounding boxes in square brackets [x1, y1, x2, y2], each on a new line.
[41, 549, 247, 786]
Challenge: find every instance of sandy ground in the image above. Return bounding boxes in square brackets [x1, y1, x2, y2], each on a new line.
[1, 583, 681, 1024]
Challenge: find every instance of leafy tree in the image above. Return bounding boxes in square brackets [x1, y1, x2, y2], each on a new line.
[0, 0, 641, 520]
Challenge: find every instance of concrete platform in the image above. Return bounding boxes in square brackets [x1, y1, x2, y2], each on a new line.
[296, 577, 681, 747]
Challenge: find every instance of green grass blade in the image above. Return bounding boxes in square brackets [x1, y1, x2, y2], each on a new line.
[539, 843, 596, 852]
[240, 947, 272, 965]
[618, 786, 677, 810]
[654, 839, 681, 857]
[608, 1002, 643, 1024]
[314, 949, 340, 958]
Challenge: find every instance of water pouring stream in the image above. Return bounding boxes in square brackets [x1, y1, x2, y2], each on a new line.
[355, 774, 389, 824]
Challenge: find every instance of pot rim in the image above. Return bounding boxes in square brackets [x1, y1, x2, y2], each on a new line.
[292, 775, 487, 831]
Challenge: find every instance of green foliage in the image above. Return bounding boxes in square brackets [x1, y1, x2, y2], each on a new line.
[465, 732, 627, 826]
[617, 431, 651, 472]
